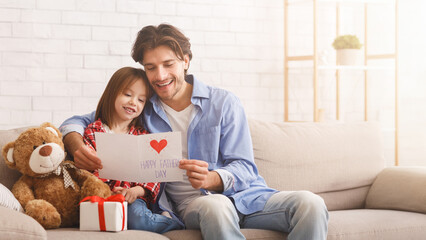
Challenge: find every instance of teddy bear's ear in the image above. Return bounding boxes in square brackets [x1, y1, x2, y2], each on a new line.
[2, 142, 16, 169]
[46, 127, 59, 137]
[41, 122, 61, 138]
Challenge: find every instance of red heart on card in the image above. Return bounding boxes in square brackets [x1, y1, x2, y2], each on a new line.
[150, 139, 167, 154]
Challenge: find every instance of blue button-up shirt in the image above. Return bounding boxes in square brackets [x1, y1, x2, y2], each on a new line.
[60, 75, 277, 215]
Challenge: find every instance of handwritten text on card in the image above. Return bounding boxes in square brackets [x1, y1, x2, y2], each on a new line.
[95, 132, 184, 183]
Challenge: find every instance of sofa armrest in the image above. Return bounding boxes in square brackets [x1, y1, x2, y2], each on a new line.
[0, 206, 47, 240]
[365, 167, 426, 213]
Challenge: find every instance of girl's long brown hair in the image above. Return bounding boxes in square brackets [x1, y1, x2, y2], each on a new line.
[95, 67, 151, 129]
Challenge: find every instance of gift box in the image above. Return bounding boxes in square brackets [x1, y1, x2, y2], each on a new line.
[79, 195, 127, 232]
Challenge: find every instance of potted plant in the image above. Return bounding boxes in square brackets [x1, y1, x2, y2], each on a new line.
[332, 34, 363, 65]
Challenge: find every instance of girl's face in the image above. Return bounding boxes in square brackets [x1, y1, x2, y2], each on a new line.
[113, 79, 148, 125]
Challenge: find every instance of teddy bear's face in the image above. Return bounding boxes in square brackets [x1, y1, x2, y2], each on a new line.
[27, 132, 65, 175]
[2, 123, 66, 177]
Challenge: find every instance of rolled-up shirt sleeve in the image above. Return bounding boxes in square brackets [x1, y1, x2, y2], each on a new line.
[214, 169, 234, 194]
[59, 111, 96, 137]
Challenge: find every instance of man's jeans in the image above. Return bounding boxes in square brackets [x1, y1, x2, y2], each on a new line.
[182, 191, 329, 240]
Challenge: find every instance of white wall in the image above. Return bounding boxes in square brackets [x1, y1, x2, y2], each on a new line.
[0, 0, 284, 129]
[0, 0, 425, 167]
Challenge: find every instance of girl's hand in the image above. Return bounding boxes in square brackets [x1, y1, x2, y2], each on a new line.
[112, 186, 145, 204]
[64, 132, 102, 171]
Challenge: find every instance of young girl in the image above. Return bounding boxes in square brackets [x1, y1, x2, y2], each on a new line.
[83, 67, 183, 233]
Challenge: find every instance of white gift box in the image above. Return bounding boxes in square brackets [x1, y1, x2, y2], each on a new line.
[80, 200, 127, 232]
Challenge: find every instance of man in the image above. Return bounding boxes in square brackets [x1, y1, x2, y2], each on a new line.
[60, 24, 328, 240]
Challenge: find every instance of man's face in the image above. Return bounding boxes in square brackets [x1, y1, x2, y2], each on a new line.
[142, 45, 189, 102]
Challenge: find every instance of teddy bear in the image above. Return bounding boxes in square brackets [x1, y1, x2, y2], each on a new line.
[1, 122, 111, 229]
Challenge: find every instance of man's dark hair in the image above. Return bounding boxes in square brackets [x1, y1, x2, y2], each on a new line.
[132, 24, 192, 74]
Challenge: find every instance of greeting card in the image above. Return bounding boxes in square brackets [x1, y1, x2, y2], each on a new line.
[95, 132, 184, 183]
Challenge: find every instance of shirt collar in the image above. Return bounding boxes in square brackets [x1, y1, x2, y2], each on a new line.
[186, 74, 209, 100]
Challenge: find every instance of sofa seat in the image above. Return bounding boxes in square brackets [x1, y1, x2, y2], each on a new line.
[328, 209, 426, 240]
[46, 228, 169, 240]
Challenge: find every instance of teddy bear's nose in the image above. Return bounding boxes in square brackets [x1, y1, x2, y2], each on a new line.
[39, 145, 52, 157]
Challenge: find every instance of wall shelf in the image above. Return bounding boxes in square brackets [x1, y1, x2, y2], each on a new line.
[284, 0, 399, 164]
[287, 65, 394, 70]
[317, 65, 394, 70]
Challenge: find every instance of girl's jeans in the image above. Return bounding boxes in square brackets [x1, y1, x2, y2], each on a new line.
[127, 199, 183, 234]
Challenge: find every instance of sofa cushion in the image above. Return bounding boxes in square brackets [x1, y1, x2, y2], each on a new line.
[317, 186, 369, 210]
[248, 119, 385, 194]
[0, 126, 29, 189]
[365, 167, 426, 213]
[47, 228, 169, 239]
[0, 206, 47, 240]
[328, 209, 426, 240]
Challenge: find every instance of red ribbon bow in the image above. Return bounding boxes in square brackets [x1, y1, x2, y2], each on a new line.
[80, 195, 126, 231]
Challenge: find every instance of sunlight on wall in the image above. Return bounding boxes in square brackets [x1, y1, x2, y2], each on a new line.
[286, 0, 426, 166]
[398, 0, 426, 166]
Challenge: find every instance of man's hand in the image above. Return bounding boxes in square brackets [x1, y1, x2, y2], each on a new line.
[63, 132, 102, 171]
[179, 159, 223, 192]
[113, 186, 145, 204]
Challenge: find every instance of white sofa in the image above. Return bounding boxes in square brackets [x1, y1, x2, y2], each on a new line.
[1, 119, 426, 240]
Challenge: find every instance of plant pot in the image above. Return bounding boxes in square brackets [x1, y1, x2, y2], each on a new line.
[336, 49, 362, 66]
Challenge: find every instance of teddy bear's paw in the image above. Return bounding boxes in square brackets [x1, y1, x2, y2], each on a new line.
[25, 199, 61, 229]
[81, 176, 112, 200]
